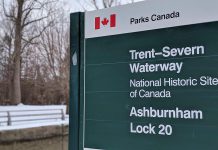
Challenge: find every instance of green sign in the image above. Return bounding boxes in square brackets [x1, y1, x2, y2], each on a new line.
[69, 0, 218, 150]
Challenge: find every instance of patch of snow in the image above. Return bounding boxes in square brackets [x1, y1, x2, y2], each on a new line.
[0, 105, 69, 131]
[0, 120, 68, 131]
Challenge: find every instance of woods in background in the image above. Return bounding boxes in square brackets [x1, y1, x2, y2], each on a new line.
[0, 0, 69, 105]
[0, 0, 137, 105]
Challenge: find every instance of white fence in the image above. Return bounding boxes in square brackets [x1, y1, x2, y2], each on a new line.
[0, 105, 68, 126]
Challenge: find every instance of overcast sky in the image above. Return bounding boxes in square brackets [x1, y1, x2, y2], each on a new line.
[63, 0, 145, 13]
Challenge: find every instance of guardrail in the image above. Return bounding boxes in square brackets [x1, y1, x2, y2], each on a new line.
[0, 109, 67, 126]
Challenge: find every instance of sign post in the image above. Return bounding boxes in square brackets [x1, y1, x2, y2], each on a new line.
[70, 0, 218, 149]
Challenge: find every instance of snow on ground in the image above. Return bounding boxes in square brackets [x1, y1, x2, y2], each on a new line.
[0, 104, 67, 112]
[0, 120, 69, 131]
[0, 105, 69, 131]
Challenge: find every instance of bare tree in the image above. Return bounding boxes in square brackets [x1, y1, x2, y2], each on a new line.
[1, 0, 56, 104]
[36, 7, 70, 105]
[0, 12, 15, 103]
[0, 0, 139, 105]
[78, 0, 137, 10]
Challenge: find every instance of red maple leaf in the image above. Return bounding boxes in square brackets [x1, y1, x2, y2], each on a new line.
[101, 18, 109, 26]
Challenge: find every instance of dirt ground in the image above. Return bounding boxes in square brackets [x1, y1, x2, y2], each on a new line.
[0, 135, 68, 150]
[0, 125, 69, 150]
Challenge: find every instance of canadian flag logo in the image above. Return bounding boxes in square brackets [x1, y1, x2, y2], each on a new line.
[95, 14, 116, 30]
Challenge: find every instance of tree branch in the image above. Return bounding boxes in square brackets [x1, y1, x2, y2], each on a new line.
[22, 20, 53, 52]
[2, 0, 16, 22]
[92, 0, 99, 9]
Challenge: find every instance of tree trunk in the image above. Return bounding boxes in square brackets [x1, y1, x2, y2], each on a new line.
[7, 40, 13, 101]
[12, 54, 21, 104]
[8, 68, 13, 101]
[11, 0, 23, 105]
